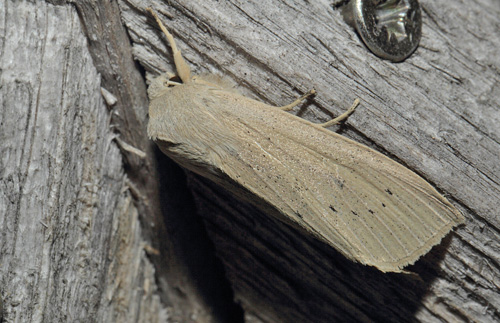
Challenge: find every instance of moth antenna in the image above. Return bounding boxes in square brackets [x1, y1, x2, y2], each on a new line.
[147, 8, 192, 83]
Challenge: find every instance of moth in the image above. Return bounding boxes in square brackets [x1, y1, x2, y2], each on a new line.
[146, 9, 464, 272]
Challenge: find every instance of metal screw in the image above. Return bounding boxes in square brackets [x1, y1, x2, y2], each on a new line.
[342, 0, 422, 62]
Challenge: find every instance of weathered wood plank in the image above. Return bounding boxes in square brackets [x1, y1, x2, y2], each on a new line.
[0, 2, 166, 322]
[1, 0, 243, 322]
[119, 0, 500, 322]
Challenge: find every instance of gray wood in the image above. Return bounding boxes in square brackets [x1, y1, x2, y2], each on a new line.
[0, 1, 167, 322]
[119, 0, 500, 322]
[1, 1, 239, 322]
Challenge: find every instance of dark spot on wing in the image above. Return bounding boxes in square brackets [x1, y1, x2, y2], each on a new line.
[335, 179, 345, 189]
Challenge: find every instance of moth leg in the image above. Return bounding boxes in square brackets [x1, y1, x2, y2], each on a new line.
[279, 89, 316, 111]
[147, 8, 192, 83]
[167, 81, 183, 87]
[158, 72, 181, 86]
[321, 99, 360, 127]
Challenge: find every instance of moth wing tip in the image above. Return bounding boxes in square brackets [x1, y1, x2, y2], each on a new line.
[360, 221, 461, 273]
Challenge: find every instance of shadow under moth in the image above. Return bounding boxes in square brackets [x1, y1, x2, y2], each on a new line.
[146, 9, 464, 272]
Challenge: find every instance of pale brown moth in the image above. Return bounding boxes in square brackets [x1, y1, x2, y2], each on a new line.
[146, 9, 464, 272]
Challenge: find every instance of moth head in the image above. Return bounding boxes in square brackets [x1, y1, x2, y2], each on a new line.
[147, 72, 182, 99]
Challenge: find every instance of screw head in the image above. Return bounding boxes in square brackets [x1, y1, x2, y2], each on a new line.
[347, 0, 422, 62]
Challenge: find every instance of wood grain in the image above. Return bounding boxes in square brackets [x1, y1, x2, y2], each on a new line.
[120, 0, 499, 321]
[0, 2, 165, 321]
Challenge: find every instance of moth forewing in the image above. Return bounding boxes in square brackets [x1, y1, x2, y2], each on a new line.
[146, 9, 464, 272]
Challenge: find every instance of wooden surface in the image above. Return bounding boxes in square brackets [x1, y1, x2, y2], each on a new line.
[0, 2, 166, 322]
[0, 1, 238, 322]
[120, 0, 499, 322]
[1, 0, 499, 322]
